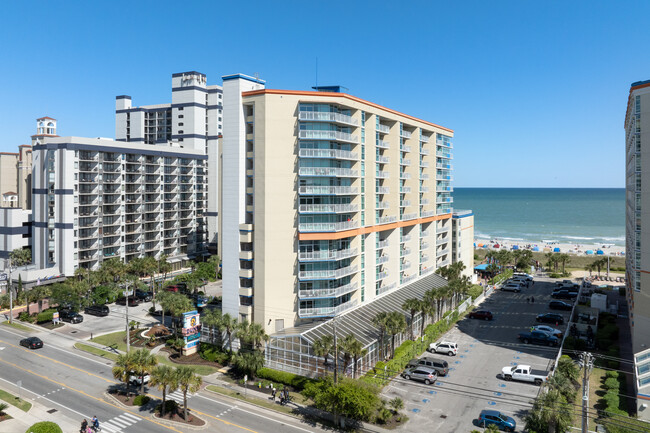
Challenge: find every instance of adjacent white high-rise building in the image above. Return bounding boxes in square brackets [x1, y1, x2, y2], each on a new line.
[115, 72, 222, 251]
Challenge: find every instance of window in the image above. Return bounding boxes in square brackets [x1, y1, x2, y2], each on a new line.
[178, 107, 184, 111]
[179, 115, 184, 119]
[275, 319, 284, 332]
[178, 130, 184, 134]
[178, 122, 184, 126]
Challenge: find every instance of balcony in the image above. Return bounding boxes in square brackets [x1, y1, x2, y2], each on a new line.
[401, 234, 412, 243]
[400, 186, 411, 193]
[437, 236, 449, 246]
[376, 139, 390, 149]
[377, 282, 397, 296]
[400, 144, 411, 152]
[436, 163, 453, 170]
[401, 274, 418, 284]
[400, 158, 411, 166]
[378, 215, 398, 224]
[401, 260, 411, 270]
[298, 282, 358, 299]
[421, 198, 430, 205]
[376, 171, 390, 179]
[377, 239, 390, 249]
[298, 220, 360, 232]
[436, 151, 453, 159]
[299, 148, 358, 160]
[298, 299, 358, 318]
[402, 212, 418, 221]
[299, 203, 359, 214]
[298, 130, 357, 144]
[400, 200, 411, 207]
[420, 147, 430, 155]
[420, 135, 430, 143]
[79, 152, 98, 161]
[420, 240, 429, 249]
[298, 264, 358, 281]
[436, 247, 450, 258]
[420, 161, 429, 168]
[376, 270, 389, 281]
[421, 253, 430, 262]
[298, 111, 358, 126]
[401, 247, 411, 257]
[376, 201, 389, 210]
[377, 124, 390, 134]
[376, 155, 390, 164]
[421, 210, 435, 217]
[299, 186, 358, 195]
[400, 172, 411, 180]
[79, 163, 98, 172]
[299, 167, 358, 177]
[436, 195, 453, 204]
[376, 186, 390, 194]
[420, 186, 429, 192]
[400, 130, 412, 139]
[377, 254, 389, 264]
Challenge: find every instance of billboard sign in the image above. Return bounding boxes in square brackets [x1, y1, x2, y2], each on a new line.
[182, 310, 200, 355]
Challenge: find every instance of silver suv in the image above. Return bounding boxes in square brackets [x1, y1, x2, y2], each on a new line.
[401, 366, 438, 385]
[407, 357, 450, 376]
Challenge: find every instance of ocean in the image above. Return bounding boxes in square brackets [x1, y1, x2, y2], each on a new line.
[452, 188, 626, 247]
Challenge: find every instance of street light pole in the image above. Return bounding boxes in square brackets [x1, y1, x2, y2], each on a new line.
[8, 258, 13, 324]
[125, 282, 130, 352]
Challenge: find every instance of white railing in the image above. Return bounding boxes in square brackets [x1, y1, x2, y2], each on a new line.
[400, 130, 412, 139]
[299, 167, 358, 177]
[298, 220, 360, 232]
[377, 124, 390, 134]
[376, 140, 390, 149]
[298, 111, 358, 126]
[420, 186, 429, 192]
[299, 282, 358, 299]
[401, 247, 411, 256]
[436, 247, 450, 258]
[436, 163, 452, 170]
[402, 212, 418, 221]
[437, 196, 453, 203]
[377, 239, 390, 249]
[376, 155, 390, 164]
[400, 159, 411, 166]
[299, 186, 358, 195]
[420, 240, 429, 249]
[379, 215, 398, 224]
[377, 254, 389, 264]
[400, 200, 411, 207]
[298, 248, 358, 262]
[376, 201, 390, 210]
[376, 270, 389, 281]
[299, 148, 358, 160]
[436, 236, 449, 246]
[401, 234, 412, 242]
[420, 230, 431, 238]
[400, 186, 411, 193]
[420, 135, 430, 143]
[437, 258, 451, 267]
[299, 203, 359, 213]
[376, 171, 390, 179]
[421, 210, 435, 218]
[420, 147, 430, 155]
[299, 130, 358, 143]
[401, 261, 411, 270]
[402, 274, 418, 284]
[377, 282, 397, 295]
[421, 173, 429, 180]
[400, 172, 411, 179]
[436, 174, 452, 181]
[298, 299, 358, 317]
[436, 151, 453, 159]
[420, 253, 430, 262]
[376, 186, 390, 194]
[420, 161, 429, 168]
[400, 144, 411, 152]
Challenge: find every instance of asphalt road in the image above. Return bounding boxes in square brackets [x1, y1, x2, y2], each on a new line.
[0, 324, 326, 433]
[381, 277, 570, 432]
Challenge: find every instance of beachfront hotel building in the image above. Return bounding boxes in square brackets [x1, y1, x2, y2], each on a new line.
[220, 74, 457, 340]
[115, 71, 222, 251]
[31, 135, 207, 277]
[626, 79, 650, 418]
[452, 210, 475, 278]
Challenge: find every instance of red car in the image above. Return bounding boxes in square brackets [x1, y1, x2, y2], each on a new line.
[165, 285, 180, 293]
[468, 310, 493, 320]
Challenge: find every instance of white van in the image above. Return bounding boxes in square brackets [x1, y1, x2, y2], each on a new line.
[501, 283, 522, 292]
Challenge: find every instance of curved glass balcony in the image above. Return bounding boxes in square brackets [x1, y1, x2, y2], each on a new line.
[298, 264, 358, 280]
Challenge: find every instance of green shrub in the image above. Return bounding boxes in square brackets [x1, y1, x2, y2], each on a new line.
[25, 421, 63, 433]
[605, 370, 619, 379]
[467, 285, 483, 300]
[604, 377, 619, 390]
[255, 368, 317, 391]
[133, 395, 150, 406]
[36, 311, 54, 323]
[18, 312, 33, 322]
[603, 391, 619, 409]
[156, 399, 178, 414]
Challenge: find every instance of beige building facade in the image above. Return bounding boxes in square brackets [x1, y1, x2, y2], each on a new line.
[452, 210, 475, 278]
[0, 144, 32, 210]
[221, 77, 455, 335]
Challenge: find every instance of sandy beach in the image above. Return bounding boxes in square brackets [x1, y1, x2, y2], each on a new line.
[474, 237, 625, 257]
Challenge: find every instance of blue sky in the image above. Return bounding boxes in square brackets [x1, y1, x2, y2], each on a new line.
[1, 0, 647, 187]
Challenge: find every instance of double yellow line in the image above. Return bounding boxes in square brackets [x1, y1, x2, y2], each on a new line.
[0, 339, 259, 432]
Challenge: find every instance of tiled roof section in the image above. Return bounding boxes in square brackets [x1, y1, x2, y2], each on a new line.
[37, 116, 56, 121]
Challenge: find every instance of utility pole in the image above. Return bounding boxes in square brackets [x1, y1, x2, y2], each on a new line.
[8, 258, 13, 324]
[333, 317, 338, 385]
[581, 352, 594, 433]
[125, 282, 130, 352]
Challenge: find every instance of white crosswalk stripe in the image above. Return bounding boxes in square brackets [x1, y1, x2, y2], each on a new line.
[100, 412, 140, 432]
[167, 390, 194, 404]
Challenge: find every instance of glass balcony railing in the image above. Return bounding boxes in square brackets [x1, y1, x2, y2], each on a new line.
[378, 215, 398, 224]
[400, 158, 411, 166]
[377, 124, 390, 134]
[420, 147, 430, 155]
[401, 234, 412, 243]
[376, 140, 390, 149]
[421, 210, 435, 217]
[377, 254, 389, 264]
[298, 111, 358, 126]
[298, 282, 358, 299]
[400, 130, 412, 139]
[436, 151, 453, 159]
[298, 299, 358, 318]
[400, 144, 411, 152]
[299, 203, 359, 214]
[299, 186, 358, 195]
[298, 264, 358, 280]
[299, 167, 358, 177]
[402, 212, 418, 221]
[377, 282, 397, 296]
[376, 171, 390, 179]
[420, 135, 430, 143]
[298, 247, 358, 262]
[298, 220, 360, 232]
[298, 130, 358, 143]
[376, 186, 390, 194]
[377, 239, 390, 249]
[376, 201, 390, 210]
[400, 200, 411, 207]
[376, 155, 390, 164]
[299, 148, 358, 160]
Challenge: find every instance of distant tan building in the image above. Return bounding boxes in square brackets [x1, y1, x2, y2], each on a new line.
[452, 210, 474, 278]
[0, 144, 32, 210]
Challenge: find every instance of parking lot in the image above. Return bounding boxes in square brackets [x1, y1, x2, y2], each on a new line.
[382, 276, 570, 432]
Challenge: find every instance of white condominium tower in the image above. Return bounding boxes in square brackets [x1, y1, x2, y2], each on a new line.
[32, 137, 207, 276]
[625, 79, 650, 419]
[220, 76, 455, 334]
[115, 71, 222, 251]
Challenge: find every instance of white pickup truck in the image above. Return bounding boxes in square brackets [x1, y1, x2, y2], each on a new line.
[501, 365, 548, 386]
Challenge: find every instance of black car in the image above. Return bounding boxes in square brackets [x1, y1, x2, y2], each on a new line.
[116, 297, 140, 307]
[551, 290, 578, 300]
[549, 300, 573, 311]
[134, 290, 153, 302]
[20, 336, 43, 349]
[536, 313, 564, 325]
[59, 309, 84, 324]
[84, 304, 110, 317]
[468, 310, 493, 320]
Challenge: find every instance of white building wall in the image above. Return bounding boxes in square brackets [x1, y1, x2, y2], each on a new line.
[0, 208, 30, 260]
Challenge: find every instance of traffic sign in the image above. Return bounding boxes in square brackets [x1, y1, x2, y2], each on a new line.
[0, 273, 6, 281]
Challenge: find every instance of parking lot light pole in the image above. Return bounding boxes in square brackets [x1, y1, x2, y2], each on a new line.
[125, 282, 130, 352]
[7, 258, 14, 324]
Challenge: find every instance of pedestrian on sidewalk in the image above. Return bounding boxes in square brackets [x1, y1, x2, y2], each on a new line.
[271, 387, 276, 401]
[81, 419, 88, 433]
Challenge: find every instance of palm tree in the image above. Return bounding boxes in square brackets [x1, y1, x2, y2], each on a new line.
[402, 298, 421, 340]
[112, 351, 137, 396]
[371, 312, 389, 361]
[385, 311, 407, 358]
[155, 291, 173, 329]
[312, 335, 334, 366]
[231, 351, 264, 377]
[237, 321, 268, 351]
[158, 255, 171, 285]
[341, 334, 367, 379]
[417, 300, 435, 338]
[201, 308, 223, 347]
[9, 247, 31, 266]
[425, 287, 446, 321]
[176, 366, 202, 421]
[207, 254, 220, 279]
[150, 365, 179, 418]
[557, 253, 571, 274]
[219, 313, 238, 352]
[524, 388, 572, 433]
[142, 256, 159, 307]
[584, 262, 595, 277]
[132, 349, 158, 395]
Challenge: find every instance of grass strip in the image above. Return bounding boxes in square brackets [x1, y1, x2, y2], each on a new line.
[155, 355, 220, 376]
[90, 331, 127, 353]
[206, 385, 296, 415]
[1, 320, 33, 332]
[0, 388, 32, 412]
[74, 343, 120, 362]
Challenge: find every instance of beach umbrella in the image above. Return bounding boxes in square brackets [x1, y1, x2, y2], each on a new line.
[586, 250, 594, 255]
[512, 245, 519, 250]
[482, 244, 488, 249]
[596, 250, 604, 255]
[478, 243, 484, 247]
[553, 247, 561, 252]
[532, 246, 539, 252]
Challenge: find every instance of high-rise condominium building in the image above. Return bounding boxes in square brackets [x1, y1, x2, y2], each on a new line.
[115, 71, 222, 250]
[32, 136, 207, 276]
[626, 79, 650, 419]
[220, 75, 456, 335]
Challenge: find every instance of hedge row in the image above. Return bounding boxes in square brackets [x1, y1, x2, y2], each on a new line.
[255, 367, 318, 391]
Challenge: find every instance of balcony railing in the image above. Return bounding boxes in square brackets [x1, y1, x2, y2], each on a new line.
[299, 167, 358, 177]
[436, 163, 453, 170]
[400, 186, 411, 193]
[420, 240, 429, 249]
[401, 260, 411, 270]
[298, 299, 358, 318]
[420, 186, 429, 192]
[377, 282, 397, 296]
[437, 236, 449, 246]
[420, 147, 430, 155]
[400, 158, 411, 166]
[420, 161, 429, 168]
[420, 135, 430, 143]
[376, 155, 390, 164]
[421, 198, 430, 205]
[299, 203, 359, 214]
[400, 172, 411, 180]
[377, 124, 390, 134]
[421, 210, 435, 217]
[376, 270, 389, 281]
[298, 111, 358, 126]
[298, 264, 358, 280]
[298, 220, 360, 232]
[436, 247, 450, 258]
[376, 186, 390, 194]
[400, 144, 411, 152]
[298, 247, 358, 262]
[401, 247, 411, 256]
[436, 151, 453, 159]
[376, 171, 390, 179]
[378, 215, 398, 224]
[401, 234, 412, 242]
[299, 148, 358, 160]
[377, 254, 389, 264]
[377, 239, 390, 249]
[376, 140, 390, 149]
[299, 185, 358, 195]
[298, 282, 358, 299]
[400, 200, 411, 207]
[436, 195, 453, 204]
[402, 212, 418, 221]
[298, 130, 358, 143]
[400, 130, 412, 139]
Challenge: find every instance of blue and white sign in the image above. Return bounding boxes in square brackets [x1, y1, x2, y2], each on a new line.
[182, 310, 200, 355]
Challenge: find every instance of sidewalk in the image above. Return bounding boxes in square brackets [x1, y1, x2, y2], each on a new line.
[0, 383, 79, 433]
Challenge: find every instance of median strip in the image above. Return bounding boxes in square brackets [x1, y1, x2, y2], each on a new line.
[74, 343, 119, 362]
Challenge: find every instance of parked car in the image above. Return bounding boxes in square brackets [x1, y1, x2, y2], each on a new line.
[536, 313, 564, 325]
[116, 297, 140, 307]
[518, 330, 559, 346]
[549, 300, 573, 311]
[531, 325, 563, 339]
[551, 290, 578, 299]
[468, 310, 493, 320]
[513, 272, 534, 281]
[84, 305, 110, 317]
[428, 341, 458, 356]
[406, 357, 449, 376]
[501, 364, 549, 386]
[58, 309, 83, 324]
[20, 336, 43, 349]
[165, 285, 180, 293]
[555, 280, 580, 289]
[478, 409, 516, 431]
[128, 372, 150, 386]
[134, 290, 153, 302]
[401, 366, 438, 385]
[501, 283, 522, 292]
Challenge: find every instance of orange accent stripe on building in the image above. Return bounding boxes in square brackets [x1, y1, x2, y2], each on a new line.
[460, 224, 474, 231]
[298, 214, 452, 241]
[637, 394, 650, 401]
[640, 270, 650, 275]
[241, 89, 454, 134]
